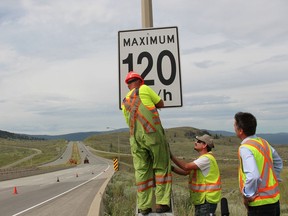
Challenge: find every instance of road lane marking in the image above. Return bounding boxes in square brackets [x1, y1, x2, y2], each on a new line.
[12, 165, 111, 216]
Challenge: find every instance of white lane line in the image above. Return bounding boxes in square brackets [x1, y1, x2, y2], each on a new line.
[12, 165, 111, 216]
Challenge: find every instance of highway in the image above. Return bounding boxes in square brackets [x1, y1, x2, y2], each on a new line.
[0, 142, 114, 216]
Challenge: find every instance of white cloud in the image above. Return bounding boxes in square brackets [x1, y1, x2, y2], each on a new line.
[0, 0, 287, 134]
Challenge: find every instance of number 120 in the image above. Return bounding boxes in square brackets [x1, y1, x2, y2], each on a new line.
[122, 50, 176, 86]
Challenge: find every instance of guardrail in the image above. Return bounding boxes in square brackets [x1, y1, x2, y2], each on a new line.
[0, 166, 76, 181]
[0, 167, 39, 181]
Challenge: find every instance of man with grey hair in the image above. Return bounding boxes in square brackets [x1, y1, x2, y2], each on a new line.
[170, 134, 222, 216]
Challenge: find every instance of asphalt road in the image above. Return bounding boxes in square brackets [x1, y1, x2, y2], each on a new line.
[0, 142, 114, 216]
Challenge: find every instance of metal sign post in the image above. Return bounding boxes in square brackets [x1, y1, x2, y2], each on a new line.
[141, 0, 153, 28]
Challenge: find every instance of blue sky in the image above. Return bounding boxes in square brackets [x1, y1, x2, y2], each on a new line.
[0, 0, 288, 135]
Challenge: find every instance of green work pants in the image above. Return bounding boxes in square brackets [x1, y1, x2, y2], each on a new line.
[130, 126, 172, 210]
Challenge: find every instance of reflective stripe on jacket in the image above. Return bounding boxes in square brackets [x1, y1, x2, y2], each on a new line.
[189, 153, 221, 205]
[122, 88, 161, 136]
[238, 138, 280, 206]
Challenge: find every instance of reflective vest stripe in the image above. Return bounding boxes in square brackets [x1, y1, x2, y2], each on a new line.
[155, 174, 172, 184]
[148, 107, 158, 114]
[189, 153, 221, 192]
[246, 140, 273, 168]
[152, 116, 161, 125]
[148, 107, 161, 125]
[132, 90, 140, 133]
[123, 90, 139, 135]
[257, 192, 279, 199]
[122, 88, 161, 135]
[136, 111, 156, 133]
[189, 176, 221, 192]
[137, 178, 155, 192]
[256, 139, 278, 183]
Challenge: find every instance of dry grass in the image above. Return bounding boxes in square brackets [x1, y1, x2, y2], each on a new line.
[0, 138, 67, 168]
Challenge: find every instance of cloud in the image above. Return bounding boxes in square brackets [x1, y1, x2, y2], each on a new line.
[0, 0, 287, 134]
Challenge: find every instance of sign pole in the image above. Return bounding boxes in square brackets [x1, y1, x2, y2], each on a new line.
[141, 0, 153, 28]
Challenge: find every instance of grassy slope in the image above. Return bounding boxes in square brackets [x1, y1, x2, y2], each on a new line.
[0, 138, 68, 168]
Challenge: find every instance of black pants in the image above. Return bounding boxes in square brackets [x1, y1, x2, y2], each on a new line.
[195, 202, 217, 216]
[247, 201, 280, 216]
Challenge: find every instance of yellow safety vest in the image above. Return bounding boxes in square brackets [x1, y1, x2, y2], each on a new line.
[189, 153, 221, 205]
[238, 138, 280, 206]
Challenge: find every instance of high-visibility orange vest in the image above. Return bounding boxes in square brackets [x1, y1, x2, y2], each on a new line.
[122, 88, 161, 136]
[238, 138, 280, 206]
[189, 153, 221, 205]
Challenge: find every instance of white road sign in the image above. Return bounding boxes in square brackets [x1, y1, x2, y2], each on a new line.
[118, 26, 182, 109]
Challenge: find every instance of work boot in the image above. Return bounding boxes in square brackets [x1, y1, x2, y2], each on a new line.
[155, 204, 170, 213]
[138, 208, 152, 215]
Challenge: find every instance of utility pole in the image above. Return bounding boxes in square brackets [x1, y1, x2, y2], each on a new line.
[141, 0, 153, 28]
[106, 127, 120, 163]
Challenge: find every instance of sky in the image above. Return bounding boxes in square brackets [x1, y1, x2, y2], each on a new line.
[0, 0, 288, 135]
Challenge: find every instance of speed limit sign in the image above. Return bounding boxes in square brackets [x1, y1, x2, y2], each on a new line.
[118, 26, 182, 109]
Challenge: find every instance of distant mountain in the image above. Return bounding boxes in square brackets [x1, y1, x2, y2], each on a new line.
[1, 128, 129, 141]
[257, 133, 288, 145]
[0, 130, 42, 140]
[207, 130, 235, 137]
[28, 131, 102, 141]
[208, 130, 288, 145]
[28, 128, 129, 141]
[0, 129, 104, 141]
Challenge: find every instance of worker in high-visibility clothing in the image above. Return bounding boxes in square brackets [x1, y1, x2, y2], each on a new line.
[234, 112, 283, 216]
[170, 134, 221, 216]
[122, 71, 172, 214]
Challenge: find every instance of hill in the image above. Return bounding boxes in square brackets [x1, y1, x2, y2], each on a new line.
[1, 128, 288, 144]
[208, 130, 288, 145]
[27, 128, 129, 141]
[0, 130, 42, 140]
[28, 131, 102, 141]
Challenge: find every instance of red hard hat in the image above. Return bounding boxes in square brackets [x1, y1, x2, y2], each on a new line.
[125, 71, 144, 85]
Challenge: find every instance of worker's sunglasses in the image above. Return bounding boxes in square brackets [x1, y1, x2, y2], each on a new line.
[127, 79, 138, 84]
[196, 140, 205, 144]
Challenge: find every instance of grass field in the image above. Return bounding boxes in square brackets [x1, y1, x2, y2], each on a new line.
[0, 144, 36, 167]
[0, 138, 67, 168]
[85, 127, 288, 215]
